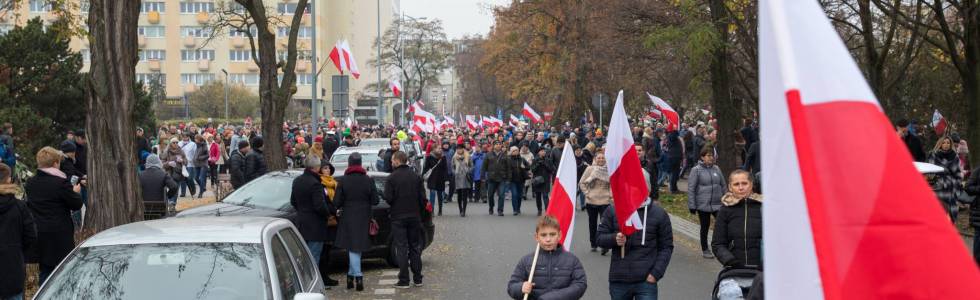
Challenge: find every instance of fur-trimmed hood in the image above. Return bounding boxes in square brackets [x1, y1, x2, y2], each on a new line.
[721, 192, 763, 206]
[0, 183, 20, 195]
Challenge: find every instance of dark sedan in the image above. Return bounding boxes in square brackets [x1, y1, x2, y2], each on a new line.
[176, 170, 435, 266]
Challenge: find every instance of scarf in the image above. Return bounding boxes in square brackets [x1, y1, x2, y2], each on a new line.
[721, 192, 763, 206]
[320, 175, 337, 201]
[40, 167, 67, 179]
[345, 165, 367, 175]
[935, 149, 957, 161]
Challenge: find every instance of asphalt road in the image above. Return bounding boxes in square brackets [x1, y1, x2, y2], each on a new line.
[324, 200, 721, 300]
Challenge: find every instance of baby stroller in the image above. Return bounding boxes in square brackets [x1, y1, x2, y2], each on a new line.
[712, 267, 761, 300]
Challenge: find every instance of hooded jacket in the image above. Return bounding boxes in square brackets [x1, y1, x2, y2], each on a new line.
[0, 184, 36, 298]
[139, 155, 178, 203]
[687, 162, 726, 212]
[712, 193, 763, 268]
[507, 244, 587, 300]
[596, 204, 674, 283]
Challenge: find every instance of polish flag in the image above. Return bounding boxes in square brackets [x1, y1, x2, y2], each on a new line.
[444, 115, 455, 127]
[327, 40, 347, 75]
[339, 40, 360, 79]
[760, 1, 980, 299]
[389, 79, 402, 97]
[545, 142, 577, 250]
[605, 90, 649, 236]
[522, 102, 542, 123]
[932, 109, 947, 136]
[465, 115, 480, 130]
[490, 116, 504, 127]
[646, 93, 679, 132]
[509, 114, 522, 126]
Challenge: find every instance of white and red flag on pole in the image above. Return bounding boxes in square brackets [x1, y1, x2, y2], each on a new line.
[466, 115, 480, 130]
[328, 40, 348, 75]
[389, 78, 402, 97]
[646, 93, 679, 132]
[339, 40, 360, 79]
[761, 1, 980, 299]
[932, 109, 947, 136]
[545, 142, 577, 250]
[605, 90, 650, 237]
[522, 102, 543, 123]
[509, 114, 522, 126]
[444, 115, 455, 127]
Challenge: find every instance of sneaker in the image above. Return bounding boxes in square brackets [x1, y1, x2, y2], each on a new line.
[590, 247, 597, 252]
[497, 212, 504, 216]
[702, 250, 715, 259]
[395, 282, 411, 289]
[601, 248, 609, 256]
[513, 212, 520, 216]
[414, 280, 423, 287]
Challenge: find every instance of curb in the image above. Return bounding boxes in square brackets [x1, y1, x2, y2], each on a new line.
[668, 213, 710, 242]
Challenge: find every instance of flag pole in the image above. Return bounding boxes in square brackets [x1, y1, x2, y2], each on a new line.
[641, 204, 648, 245]
[523, 243, 541, 300]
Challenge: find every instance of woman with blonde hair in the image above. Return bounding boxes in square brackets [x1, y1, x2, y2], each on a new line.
[929, 136, 967, 222]
[453, 147, 472, 216]
[579, 152, 611, 254]
[25, 146, 83, 285]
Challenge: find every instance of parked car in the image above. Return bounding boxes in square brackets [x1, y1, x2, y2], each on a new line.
[33, 217, 327, 300]
[330, 140, 425, 175]
[177, 170, 435, 267]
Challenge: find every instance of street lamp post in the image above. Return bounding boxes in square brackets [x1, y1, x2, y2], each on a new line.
[221, 69, 229, 120]
[377, 0, 383, 126]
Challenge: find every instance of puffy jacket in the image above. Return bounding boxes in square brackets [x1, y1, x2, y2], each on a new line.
[712, 193, 763, 269]
[596, 205, 674, 283]
[228, 150, 246, 188]
[507, 245, 587, 300]
[384, 165, 427, 220]
[687, 162, 726, 212]
[471, 151, 486, 181]
[139, 166, 177, 203]
[579, 165, 611, 206]
[0, 186, 36, 298]
[244, 149, 267, 183]
[484, 151, 514, 182]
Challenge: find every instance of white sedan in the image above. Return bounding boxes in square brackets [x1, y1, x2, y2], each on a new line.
[33, 217, 327, 300]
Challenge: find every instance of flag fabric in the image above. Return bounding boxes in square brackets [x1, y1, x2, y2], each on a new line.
[489, 116, 504, 127]
[481, 116, 493, 127]
[444, 115, 455, 127]
[328, 40, 347, 75]
[545, 142, 577, 250]
[466, 115, 480, 130]
[510, 114, 521, 126]
[932, 109, 947, 136]
[605, 90, 650, 237]
[760, 1, 980, 299]
[523, 102, 543, 123]
[646, 93, 679, 132]
[390, 78, 402, 97]
[339, 40, 360, 79]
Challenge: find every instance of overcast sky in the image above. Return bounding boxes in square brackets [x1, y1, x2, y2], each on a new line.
[401, 0, 511, 39]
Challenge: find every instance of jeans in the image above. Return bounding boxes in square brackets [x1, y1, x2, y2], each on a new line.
[586, 204, 609, 249]
[472, 180, 483, 202]
[3, 293, 23, 300]
[510, 181, 523, 213]
[428, 189, 444, 214]
[306, 241, 324, 263]
[348, 251, 363, 276]
[698, 211, 716, 252]
[609, 281, 658, 300]
[487, 180, 507, 214]
[391, 218, 424, 284]
[209, 163, 219, 186]
[194, 166, 208, 196]
[668, 162, 681, 193]
[180, 167, 196, 196]
[577, 192, 586, 210]
[534, 191, 549, 213]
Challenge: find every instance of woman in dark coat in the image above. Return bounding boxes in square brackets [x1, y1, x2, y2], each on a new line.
[333, 153, 380, 292]
[25, 147, 83, 285]
[530, 148, 555, 216]
[929, 136, 966, 223]
[423, 148, 448, 216]
[712, 170, 762, 269]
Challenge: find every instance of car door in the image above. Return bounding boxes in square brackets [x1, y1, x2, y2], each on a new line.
[270, 236, 303, 300]
[276, 228, 322, 293]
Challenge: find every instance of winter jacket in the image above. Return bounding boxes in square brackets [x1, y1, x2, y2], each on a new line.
[531, 156, 556, 193]
[903, 133, 927, 162]
[160, 147, 187, 181]
[208, 142, 221, 165]
[666, 131, 684, 163]
[510, 155, 529, 184]
[471, 151, 486, 181]
[454, 157, 473, 189]
[0, 185, 36, 298]
[484, 151, 514, 182]
[929, 150, 966, 206]
[192, 141, 209, 167]
[965, 167, 980, 227]
[423, 154, 448, 190]
[74, 142, 87, 175]
[384, 165, 427, 220]
[381, 148, 396, 173]
[334, 167, 380, 252]
[743, 141, 760, 174]
[712, 193, 763, 269]
[139, 166, 177, 203]
[507, 245, 587, 300]
[579, 165, 612, 206]
[244, 148, 267, 183]
[228, 150, 246, 188]
[596, 204, 674, 283]
[25, 170, 82, 267]
[687, 162, 726, 213]
[290, 169, 330, 242]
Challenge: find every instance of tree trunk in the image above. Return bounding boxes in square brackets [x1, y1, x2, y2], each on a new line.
[83, 0, 143, 233]
[963, 2, 980, 170]
[708, 0, 741, 175]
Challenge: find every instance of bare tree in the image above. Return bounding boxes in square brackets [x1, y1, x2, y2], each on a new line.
[369, 17, 453, 105]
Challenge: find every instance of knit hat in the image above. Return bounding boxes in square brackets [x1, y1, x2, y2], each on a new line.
[59, 141, 77, 153]
[145, 154, 163, 169]
[314, 136, 323, 143]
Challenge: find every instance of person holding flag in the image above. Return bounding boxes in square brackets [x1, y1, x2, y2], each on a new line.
[506, 215, 587, 300]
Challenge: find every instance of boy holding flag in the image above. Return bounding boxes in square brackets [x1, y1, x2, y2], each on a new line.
[507, 215, 587, 300]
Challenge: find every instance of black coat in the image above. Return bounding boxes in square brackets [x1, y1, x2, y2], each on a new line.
[244, 148, 267, 183]
[965, 167, 980, 227]
[228, 150, 246, 188]
[25, 170, 82, 267]
[507, 245, 587, 300]
[139, 166, 177, 202]
[510, 155, 529, 184]
[290, 169, 330, 241]
[334, 169, 380, 252]
[484, 151, 514, 182]
[712, 195, 763, 268]
[74, 142, 88, 175]
[423, 154, 448, 190]
[596, 205, 674, 283]
[531, 156, 556, 193]
[903, 133, 927, 162]
[0, 189, 36, 298]
[60, 156, 83, 181]
[384, 165, 426, 220]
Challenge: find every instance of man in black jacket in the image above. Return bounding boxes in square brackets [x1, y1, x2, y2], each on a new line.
[483, 142, 514, 216]
[384, 151, 428, 288]
[228, 141, 249, 189]
[139, 154, 178, 214]
[596, 201, 674, 300]
[896, 119, 926, 162]
[0, 163, 36, 300]
[381, 138, 401, 173]
[290, 155, 330, 264]
[245, 136, 267, 184]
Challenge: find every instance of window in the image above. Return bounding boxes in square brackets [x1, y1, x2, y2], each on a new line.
[29, 0, 51, 12]
[229, 50, 251, 62]
[297, 73, 314, 85]
[80, 49, 90, 62]
[138, 26, 165, 38]
[181, 73, 215, 85]
[229, 73, 259, 86]
[277, 229, 316, 290]
[277, 3, 309, 15]
[136, 73, 165, 86]
[179, 1, 213, 14]
[140, 1, 165, 13]
[180, 26, 211, 38]
[138, 50, 166, 61]
[277, 26, 313, 38]
[181, 49, 215, 61]
[229, 26, 258, 37]
[80, 0, 90, 13]
[271, 238, 301, 299]
[276, 50, 312, 61]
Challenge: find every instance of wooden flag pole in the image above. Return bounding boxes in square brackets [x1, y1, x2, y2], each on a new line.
[523, 243, 541, 300]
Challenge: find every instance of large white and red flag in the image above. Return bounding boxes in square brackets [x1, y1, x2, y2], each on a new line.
[760, 1, 980, 299]
[522, 102, 543, 123]
[932, 109, 947, 136]
[389, 78, 402, 97]
[339, 40, 360, 79]
[328, 40, 348, 75]
[545, 142, 577, 250]
[465, 115, 480, 130]
[509, 114, 522, 126]
[646, 93, 679, 132]
[605, 90, 650, 236]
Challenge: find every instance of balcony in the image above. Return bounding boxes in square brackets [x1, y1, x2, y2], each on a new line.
[183, 36, 196, 48]
[197, 59, 210, 71]
[196, 12, 209, 24]
[247, 62, 259, 72]
[295, 61, 307, 72]
[184, 84, 198, 93]
[137, 35, 146, 48]
[232, 36, 245, 48]
[148, 59, 161, 71]
[147, 11, 160, 24]
[302, 14, 310, 25]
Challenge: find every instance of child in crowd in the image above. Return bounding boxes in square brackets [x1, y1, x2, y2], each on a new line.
[507, 215, 587, 300]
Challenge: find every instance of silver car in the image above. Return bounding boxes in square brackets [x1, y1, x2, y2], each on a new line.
[33, 217, 327, 300]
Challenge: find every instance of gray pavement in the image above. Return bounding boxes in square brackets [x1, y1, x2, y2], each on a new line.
[324, 201, 722, 299]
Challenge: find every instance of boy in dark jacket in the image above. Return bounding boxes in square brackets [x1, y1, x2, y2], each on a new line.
[508, 215, 587, 300]
[0, 163, 36, 300]
[596, 195, 674, 300]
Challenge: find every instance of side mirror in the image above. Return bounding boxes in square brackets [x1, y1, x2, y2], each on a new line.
[293, 293, 326, 300]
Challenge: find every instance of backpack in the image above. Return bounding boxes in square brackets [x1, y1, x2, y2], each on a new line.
[0, 140, 13, 167]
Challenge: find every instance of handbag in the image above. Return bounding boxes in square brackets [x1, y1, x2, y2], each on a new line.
[532, 175, 546, 186]
[369, 218, 379, 236]
[423, 158, 442, 181]
[327, 215, 338, 227]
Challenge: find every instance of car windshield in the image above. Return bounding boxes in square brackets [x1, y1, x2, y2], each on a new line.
[331, 151, 381, 166]
[36, 243, 270, 300]
[221, 173, 296, 210]
[357, 139, 389, 148]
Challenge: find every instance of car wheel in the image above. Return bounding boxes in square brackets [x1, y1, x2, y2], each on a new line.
[385, 240, 399, 267]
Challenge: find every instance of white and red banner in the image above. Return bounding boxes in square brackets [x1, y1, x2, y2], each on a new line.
[545, 142, 577, 250]
[483, 116, 503, 128]
[328, 40, 360, 79]
[646, 93, 679, 132]
[339, 40, 360, 79]
[932, 109, 947, 136]
[412, 106, 437, 134]
[509, 114, 522, 126]
[606, 90, 650, 236]
[522, 102, 543, 123]
[445, 115, 455, 127]
[389, 79, 402, 97]
[760, 1, 980, 299]
[465, 115, 480, 130]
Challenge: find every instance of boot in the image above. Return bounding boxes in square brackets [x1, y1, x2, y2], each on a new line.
[324, 276, 339, 287]
[355, 276, 364, 291]
[346, 275, 354, 290]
